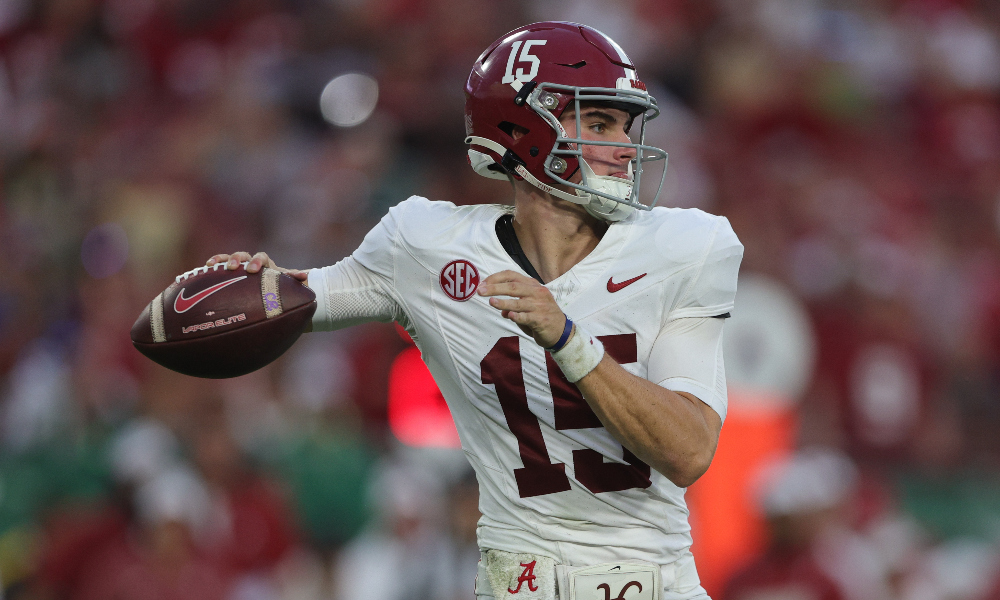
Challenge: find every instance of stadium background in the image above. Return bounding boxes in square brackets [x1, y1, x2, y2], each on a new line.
[2, 0, 1000, 598]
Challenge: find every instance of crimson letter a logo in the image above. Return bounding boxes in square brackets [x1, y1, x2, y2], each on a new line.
[508, 561, 539, 594]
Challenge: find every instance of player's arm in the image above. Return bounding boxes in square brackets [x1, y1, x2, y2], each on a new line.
[574, 321, 724, 488]
[479, 271, 722, 488]
[207, 199, 419, 334]
[206, 251, 404, 333]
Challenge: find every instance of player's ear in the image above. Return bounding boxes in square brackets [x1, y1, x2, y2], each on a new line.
[499, 121, 530, 142]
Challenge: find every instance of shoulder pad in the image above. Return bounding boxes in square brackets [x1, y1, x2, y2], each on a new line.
[391, 196, 498, 252]
[647, 207, 726, 266]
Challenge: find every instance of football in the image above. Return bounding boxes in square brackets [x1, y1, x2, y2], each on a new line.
[131, 263, 316, 378]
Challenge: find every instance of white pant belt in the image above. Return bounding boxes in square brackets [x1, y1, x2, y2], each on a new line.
[478, 549, 682, 600]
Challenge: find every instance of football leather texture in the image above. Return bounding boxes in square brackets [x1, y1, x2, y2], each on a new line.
[131, 263, 316, 378]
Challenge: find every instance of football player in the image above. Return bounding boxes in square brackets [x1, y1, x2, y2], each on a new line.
[209, 22, 742, 600]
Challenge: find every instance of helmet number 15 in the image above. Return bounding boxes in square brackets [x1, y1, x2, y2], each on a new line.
[502, 40, 547, 85]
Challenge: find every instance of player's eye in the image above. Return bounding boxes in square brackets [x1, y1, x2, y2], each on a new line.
[590, 122, 606, 134]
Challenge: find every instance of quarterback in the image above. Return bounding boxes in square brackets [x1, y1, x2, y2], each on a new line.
[210, 22, 742, 600]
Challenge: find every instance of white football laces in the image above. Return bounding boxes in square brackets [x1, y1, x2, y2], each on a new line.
[175, 261, 249, 284]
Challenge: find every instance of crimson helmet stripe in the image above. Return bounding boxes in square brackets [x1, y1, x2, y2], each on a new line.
[588, 26, 637, 80]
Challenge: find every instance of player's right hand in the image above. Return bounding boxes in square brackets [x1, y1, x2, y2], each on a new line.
[478, 270, 569, 348]
[206, 252, 309, 282]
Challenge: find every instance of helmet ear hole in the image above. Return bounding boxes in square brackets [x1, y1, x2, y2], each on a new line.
[498, 121, 529, 141]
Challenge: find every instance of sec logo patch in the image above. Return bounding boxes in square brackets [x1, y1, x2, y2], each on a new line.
[440, 260, 480, 301]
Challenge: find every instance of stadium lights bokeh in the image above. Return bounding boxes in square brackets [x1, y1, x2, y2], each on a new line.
[319, 72, 379, 128]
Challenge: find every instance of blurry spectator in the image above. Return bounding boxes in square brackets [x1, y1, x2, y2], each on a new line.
[30, 418, 179, 600]
[107, 418, 182, 488]
[267, 388, 377, 555]
[32, 501, 130, 600]
[724, 448, 875, 600]
[906, 539, 1000, 600]
[808, 296, 940, 467]
[441, 470, 481, 600]
[187, 409, 298, 578]
[1, 337, 74, 454]
[333, 459, 453, 600]
[72, 466, 230, 600]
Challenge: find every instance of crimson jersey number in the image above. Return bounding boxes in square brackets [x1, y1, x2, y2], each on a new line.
[480, 334, 651, 498]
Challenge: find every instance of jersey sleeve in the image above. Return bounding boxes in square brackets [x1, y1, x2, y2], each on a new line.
[306, 256, 405, 331]
[670, 216, 743, 320]
[647, 316, 728, 423]
[306, 201, 409, 332]
[351, 197, 404, 281]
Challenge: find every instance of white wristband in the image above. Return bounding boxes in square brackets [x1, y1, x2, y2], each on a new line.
[549, 324, 605, 383]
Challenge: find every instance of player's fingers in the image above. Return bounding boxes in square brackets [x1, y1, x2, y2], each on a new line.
[206, 253, 231, 266]
[482, 271, 535, 288]
[285, 269, 309, 282]
[500, 310, 535, 338]
[245, 252, 272, 274]
[504, 310, 535, 327]
[487, 297, 535, 313]
[479, 281, 519, 297]
[479, 279, 539, 298]
[224, 251, 253, 270]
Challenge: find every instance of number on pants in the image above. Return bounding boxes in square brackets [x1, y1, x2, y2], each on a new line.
[480, 334, 651, 498]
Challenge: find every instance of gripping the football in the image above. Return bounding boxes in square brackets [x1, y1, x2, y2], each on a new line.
[130, 257, 317, 378]
[206, 251, 308, 282]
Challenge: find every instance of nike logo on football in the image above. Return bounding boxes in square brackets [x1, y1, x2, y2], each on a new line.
[607, 273, 646, 293]
[174, 276, 247, 313]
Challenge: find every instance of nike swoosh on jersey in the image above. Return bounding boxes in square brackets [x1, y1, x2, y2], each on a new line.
[174, 276, 247, 313]
[606, 273, 647, 293]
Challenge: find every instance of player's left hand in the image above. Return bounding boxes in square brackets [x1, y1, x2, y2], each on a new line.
[478, 271, 569, 348]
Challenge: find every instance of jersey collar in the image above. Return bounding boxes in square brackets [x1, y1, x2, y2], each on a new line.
[478, 207, 636, 306]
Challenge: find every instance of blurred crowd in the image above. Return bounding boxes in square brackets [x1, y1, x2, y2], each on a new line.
[1, 0, 1000, 598]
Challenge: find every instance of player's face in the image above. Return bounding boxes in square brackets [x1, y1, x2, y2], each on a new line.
[559, 106, 636, 181]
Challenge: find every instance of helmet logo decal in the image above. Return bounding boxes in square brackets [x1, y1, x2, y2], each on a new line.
[616, 77, 648, 93]
[502, 40, 547, 87]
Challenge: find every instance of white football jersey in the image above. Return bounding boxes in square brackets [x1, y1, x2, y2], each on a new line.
[309, 197, 742, 587]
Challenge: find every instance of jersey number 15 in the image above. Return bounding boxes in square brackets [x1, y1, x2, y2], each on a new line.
[481, 334, 651, 498]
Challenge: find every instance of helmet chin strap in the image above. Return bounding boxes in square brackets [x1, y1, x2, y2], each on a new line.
[465, 135, 634, 222]
[574, 158, 634, 222]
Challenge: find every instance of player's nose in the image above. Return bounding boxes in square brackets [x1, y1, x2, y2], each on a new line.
[613, 133, 637, 164]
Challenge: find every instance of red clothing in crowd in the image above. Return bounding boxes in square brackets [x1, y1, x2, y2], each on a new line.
[208, 478, 297, 573]
[724, 547, 845, 600]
